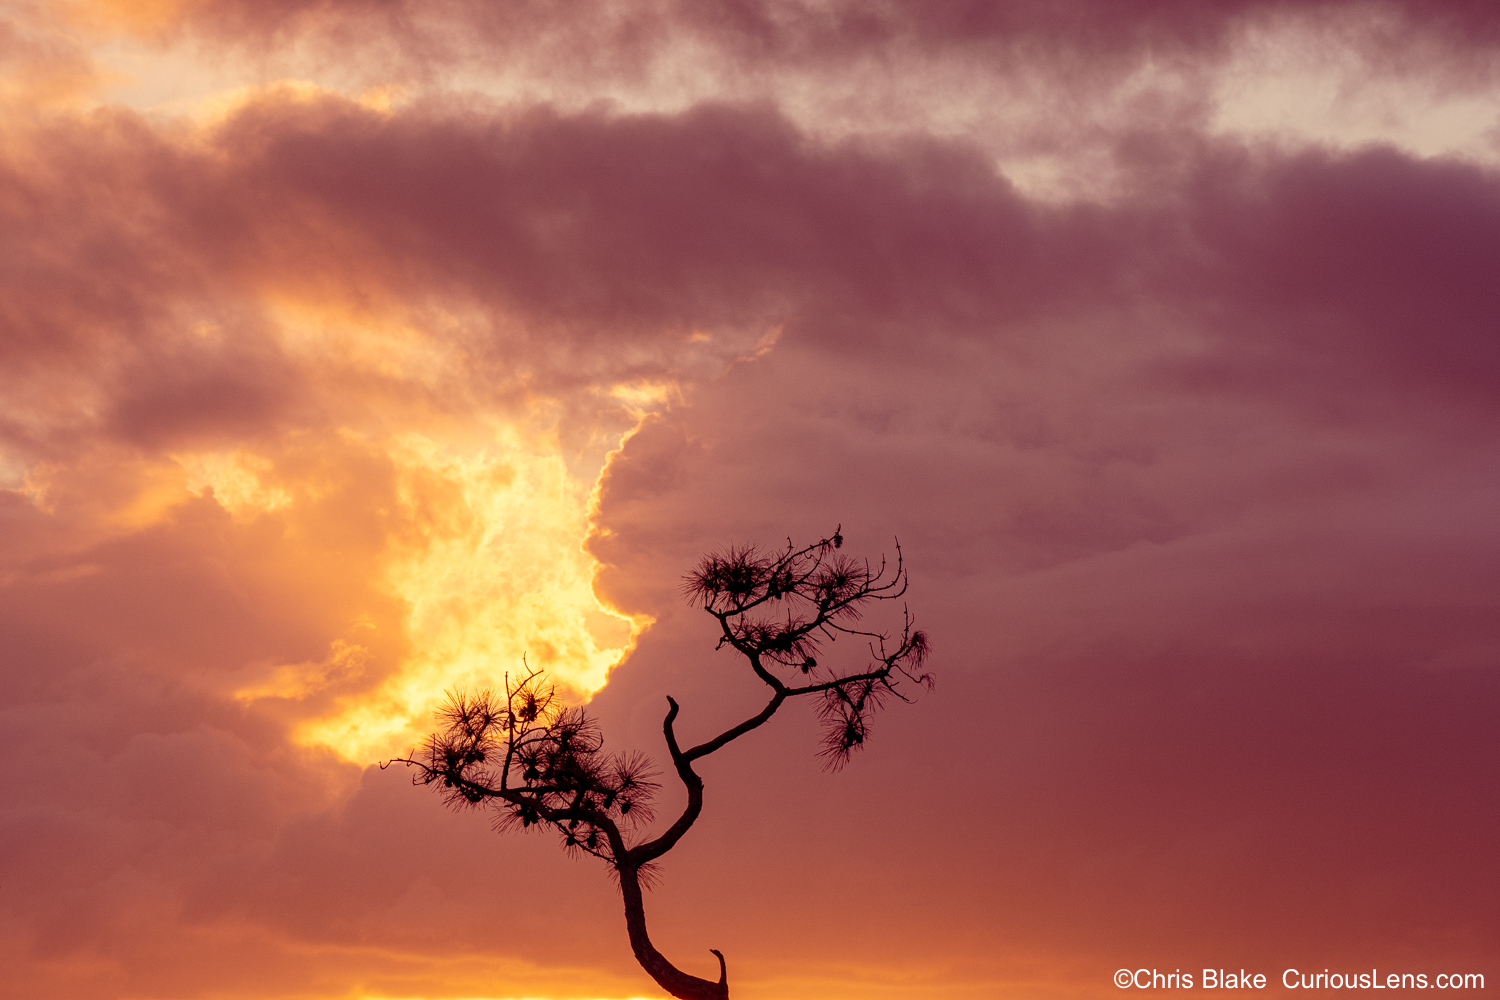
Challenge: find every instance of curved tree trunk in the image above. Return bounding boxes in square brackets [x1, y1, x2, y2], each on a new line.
[618, 862, 728, 1000]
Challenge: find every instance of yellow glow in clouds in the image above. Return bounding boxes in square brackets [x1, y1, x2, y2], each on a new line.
[297, 430, 647, 762]
[203, 423, 649, 765]
[177, 291, 659, 764]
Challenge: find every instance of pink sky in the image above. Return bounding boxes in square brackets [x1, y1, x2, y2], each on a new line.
[2, 2, 1497, 998]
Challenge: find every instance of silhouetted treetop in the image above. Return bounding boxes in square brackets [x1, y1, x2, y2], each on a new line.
[684, 527, 932, 768]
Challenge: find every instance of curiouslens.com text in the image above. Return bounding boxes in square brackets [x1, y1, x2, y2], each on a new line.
[1114, 968, 1486, 990]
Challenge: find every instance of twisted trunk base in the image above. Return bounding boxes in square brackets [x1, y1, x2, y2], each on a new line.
[620, 863, 728, 1000]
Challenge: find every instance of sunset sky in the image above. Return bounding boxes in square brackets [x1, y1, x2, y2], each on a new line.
[2, 2, 1498, 998]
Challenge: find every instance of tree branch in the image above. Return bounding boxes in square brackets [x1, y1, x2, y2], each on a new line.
[626, 697, 706, 866]
[682, 689, 788, 762]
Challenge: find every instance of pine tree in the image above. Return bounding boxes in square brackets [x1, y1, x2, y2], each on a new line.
[392, 528, 932, 1000]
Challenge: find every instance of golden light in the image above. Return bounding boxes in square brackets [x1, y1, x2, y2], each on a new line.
[94, 268, 662, 764]
[290, 426, 650, 763]
[185, 417, 654, 764]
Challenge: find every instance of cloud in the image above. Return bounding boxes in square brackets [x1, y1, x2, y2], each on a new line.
[2, 4, 1497, 998]
[580, 116, 1500, 983]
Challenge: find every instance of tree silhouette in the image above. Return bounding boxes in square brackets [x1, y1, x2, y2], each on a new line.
[390, 528, 932, 1000]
